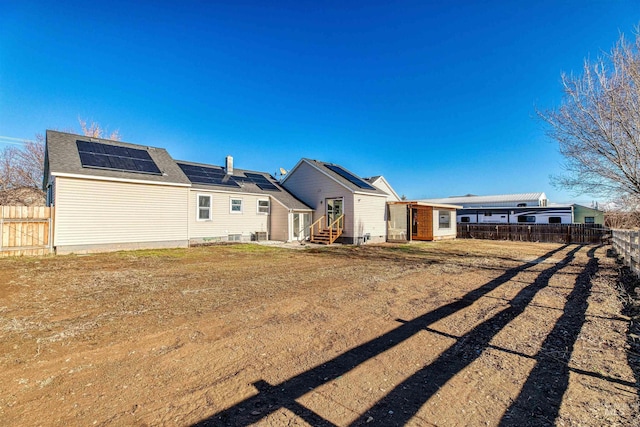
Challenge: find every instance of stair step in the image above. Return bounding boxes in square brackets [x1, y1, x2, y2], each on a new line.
[311, 228, 342, 244]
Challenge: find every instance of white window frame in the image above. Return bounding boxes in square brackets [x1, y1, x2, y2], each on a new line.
[257, 199, 270, 215]
[438, 210, 451, 229]
[230, 198, 243, 214]
[197, 194, 212, 221]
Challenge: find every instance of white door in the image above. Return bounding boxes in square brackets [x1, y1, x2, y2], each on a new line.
[326, 198, 343, 228]
[293, 213, 311, 240]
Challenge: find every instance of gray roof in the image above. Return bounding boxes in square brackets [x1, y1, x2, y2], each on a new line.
[298, 159, 388, 196]
[177, 160, 312, 211]
[421, 192, 547, 207]
[45, 130, 191, 186]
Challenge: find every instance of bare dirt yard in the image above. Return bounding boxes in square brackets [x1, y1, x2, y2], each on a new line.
[0, 240, 638, 426]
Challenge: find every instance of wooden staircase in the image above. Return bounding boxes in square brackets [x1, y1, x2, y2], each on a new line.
[310, 215, 344, 245]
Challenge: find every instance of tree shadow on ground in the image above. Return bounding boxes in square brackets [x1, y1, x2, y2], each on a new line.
[192, 244, 625, 426]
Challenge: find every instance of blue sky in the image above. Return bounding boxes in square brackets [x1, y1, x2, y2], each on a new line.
[1, 1, 639, 203]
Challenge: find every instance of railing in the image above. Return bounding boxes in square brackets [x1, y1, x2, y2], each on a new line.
[612, 229, 640, 277]
[309, 214, 345, 244]
[309, 215, 325, 242]
[328, 214, 344, 243]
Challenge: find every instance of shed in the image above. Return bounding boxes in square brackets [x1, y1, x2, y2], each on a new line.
[387, 201, 461, 242]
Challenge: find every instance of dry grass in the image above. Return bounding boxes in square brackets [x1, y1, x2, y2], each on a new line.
[0, 240, 637, 426]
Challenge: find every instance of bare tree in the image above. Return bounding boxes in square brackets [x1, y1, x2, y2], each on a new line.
[78, 117, 120, 140]
[540, 30, 640, 203]
[0, 120, 120, 205]
[0, 134, 46, 205]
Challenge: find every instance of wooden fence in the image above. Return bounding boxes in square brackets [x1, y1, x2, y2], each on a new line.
[457, 223, 609, 244]
[611, 229, 640, 277]
[0, 206, 53, 256]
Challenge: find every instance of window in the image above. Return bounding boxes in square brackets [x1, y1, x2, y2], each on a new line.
[257, 199, 270, 214]
[517, 215, 536, 223]
[484, 212, 492, 217]
[198, 194, 212, 221]
[438, 211, 451, 229]
[517, 203, 526, 207]
[460, 216, 471, 223]
[230, 198, 243, 213]
[585, 216, 595, 224]
[549, 216, 562, 224]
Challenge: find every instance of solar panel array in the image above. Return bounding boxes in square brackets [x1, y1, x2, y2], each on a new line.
[244, 172, 281, 191]
[177, 163, 240, 187]
[324, 164, 376, 190]
[76, 140, 162, 175]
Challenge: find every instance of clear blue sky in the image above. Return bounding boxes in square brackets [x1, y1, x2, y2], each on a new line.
[1, 1, 639, 203]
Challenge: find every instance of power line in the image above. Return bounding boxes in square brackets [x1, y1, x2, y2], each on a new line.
[0, 136, 37, 146]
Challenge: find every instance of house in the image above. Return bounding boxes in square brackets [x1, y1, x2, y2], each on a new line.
[44, 131, 313, 254]
[177, 157, 312, 244]
[570, 204, 605, 225]
[364, 176, 401, 202]
[44, 131, 456, 253]
[421, 193, 604, 225]
[44, 130, 192, 254]
[281, 159, 394, 244]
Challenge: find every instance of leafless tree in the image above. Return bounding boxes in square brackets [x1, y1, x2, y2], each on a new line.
[0, 134, 46, 204]
[540, 30, 640, 204]
[0, 120, 120, 205]
[78, 117, 120, 140]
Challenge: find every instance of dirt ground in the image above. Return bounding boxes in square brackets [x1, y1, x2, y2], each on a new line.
[0, 240, 638, 426]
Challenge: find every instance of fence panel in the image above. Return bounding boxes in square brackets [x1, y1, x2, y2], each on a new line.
[457, 223, 609, 244]
[0, 206, 53, 256]
[612, 229, 640, 277]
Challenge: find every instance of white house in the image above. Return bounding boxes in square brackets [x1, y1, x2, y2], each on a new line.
[281, 159, 393, 244]
[44, 131, 457, 253]
[44, 131, 312, 253]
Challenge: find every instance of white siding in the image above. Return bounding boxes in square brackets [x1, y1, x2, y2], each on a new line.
[353, 194, 387, 243]
[370, 178, 400, 202]
[282, 162, 356, 238]
[54, 177, 189, 249]
[188, 190, 270, 241]
[433, 209, 457, 240]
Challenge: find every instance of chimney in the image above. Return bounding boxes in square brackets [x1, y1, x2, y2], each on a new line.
[225, 155, 233, 175]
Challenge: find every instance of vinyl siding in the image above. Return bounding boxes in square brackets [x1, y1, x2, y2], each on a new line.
[188, 190, 270, 241]
[54, 177, 188, 247]
[370, 179, 400, 202]
[269, 200, 289, 241]
[353, 194, 387, 243]
[282, 162, 356, 238]
[433, 209, 457, 239]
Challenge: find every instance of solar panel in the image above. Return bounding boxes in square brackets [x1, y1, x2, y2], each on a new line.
[177, 163, 240, 188]
[244, 172, 281, 192]
[324, 164, 376, 190]
[76, 140, 162, 175]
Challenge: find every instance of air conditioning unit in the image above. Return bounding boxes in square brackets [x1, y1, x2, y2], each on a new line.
[254, 231, 268, 241]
